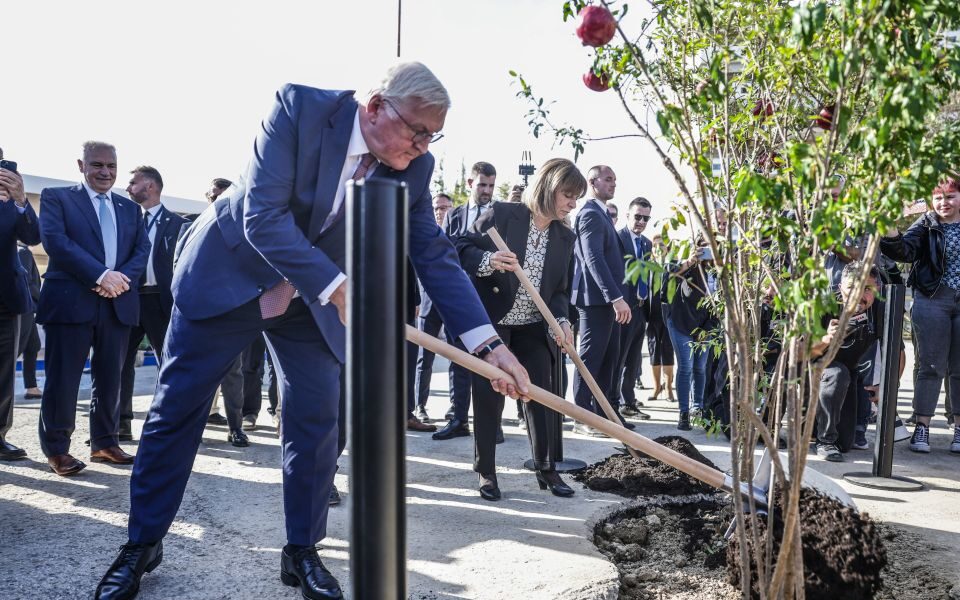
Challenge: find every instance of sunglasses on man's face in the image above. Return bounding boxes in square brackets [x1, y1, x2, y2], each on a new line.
[633, 214, 651, 222]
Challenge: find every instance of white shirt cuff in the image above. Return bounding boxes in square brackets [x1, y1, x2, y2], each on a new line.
[14, 202, 27, 214]
[96, 270, 109, 285]
[611, 296, 624, 303]
[317, 273, 347, 305]
[461, 325, 498, 354]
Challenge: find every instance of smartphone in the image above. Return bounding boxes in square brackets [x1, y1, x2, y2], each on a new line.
[0, 159, 17, 173]
[696, 246, 713, 260]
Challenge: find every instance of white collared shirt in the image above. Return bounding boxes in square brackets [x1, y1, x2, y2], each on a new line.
[317, 110, 496, 352]
[142, 204, 163, 287]
[82, 181, 118, 236]
[465, 201, 490, 231]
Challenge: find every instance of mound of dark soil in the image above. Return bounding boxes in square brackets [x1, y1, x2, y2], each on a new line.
[594, 497, 739, 599]
[726, 487, 887, 600]
[574, 436, 719, 497]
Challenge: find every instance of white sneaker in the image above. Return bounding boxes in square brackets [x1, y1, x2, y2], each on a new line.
[951, 426, 960, 454]
[909, 423, 931, 453]
[894, 415, 911, 442]
[816, 443, 843, 462]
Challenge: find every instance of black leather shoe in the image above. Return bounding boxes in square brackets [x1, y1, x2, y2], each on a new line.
[536, 469, 575, 497]
[280, 545, 343, 599]
[0, 439, 27, 460]
[478, 473, 501, 501]
[329, 485, 341, 506]
[228, 429, 250, 447]
[432, 418, 470, 441]
[94, 540, 163, 600]
[207, 412, 228, 425]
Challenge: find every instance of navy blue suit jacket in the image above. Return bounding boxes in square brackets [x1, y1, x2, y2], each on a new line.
[618, 227, 652, 308]
[0, 201, 40, 315]
[37, 185, 150, 326]
[172, 85, 490, 362]
[572, 199, 626, 307]
[144, 206, 187, 316]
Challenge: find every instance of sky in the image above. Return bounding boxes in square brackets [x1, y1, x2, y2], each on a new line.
[3, 0, 680, 224]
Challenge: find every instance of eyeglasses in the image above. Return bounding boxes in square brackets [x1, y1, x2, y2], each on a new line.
[633, 214, 651, 222]
[383, 99, 444, 145]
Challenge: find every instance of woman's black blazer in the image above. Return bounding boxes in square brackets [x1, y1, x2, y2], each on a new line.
[456, 202, 575, 354]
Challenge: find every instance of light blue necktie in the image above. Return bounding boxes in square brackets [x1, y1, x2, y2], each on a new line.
[97, 194, 117, 270]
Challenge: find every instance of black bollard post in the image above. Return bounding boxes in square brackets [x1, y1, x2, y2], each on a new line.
[844, 283, 923, 491]
[347, 177, 408, 599]
[524, 353, 586, 473]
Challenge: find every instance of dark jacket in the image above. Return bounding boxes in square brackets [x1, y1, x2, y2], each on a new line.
[0, 201, 41, 316]
[456, 202, 575, 358]
[663, 262, 716, 337]
[17, 244, 41, 304]
[144, 205, 188, 316]
[880, 212, 946, 297]
[572, 199, 625, 307]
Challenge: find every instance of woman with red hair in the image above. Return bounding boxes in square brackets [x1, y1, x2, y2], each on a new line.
[881, 176, 960, 454]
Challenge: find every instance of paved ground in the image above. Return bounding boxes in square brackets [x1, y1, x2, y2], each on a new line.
[1, 348, 959, 599]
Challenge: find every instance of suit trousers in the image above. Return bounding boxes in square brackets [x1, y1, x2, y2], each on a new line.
[120, 293, 170, 428]
[472, 322, 557, 474]
[0, 315, 19, 439]
[241, 335, 279, 418]
[574, 305, 621, 417]
[414, 310, 443, 410]
[129, 297, 341, 546]
[618, 304, 648, 408]
[16, 312, 41, 389]
[39, 297, 130, 455]
[447, 331, 472, 422]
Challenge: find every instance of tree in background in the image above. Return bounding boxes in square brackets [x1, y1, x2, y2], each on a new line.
[516, 1, 960, 597]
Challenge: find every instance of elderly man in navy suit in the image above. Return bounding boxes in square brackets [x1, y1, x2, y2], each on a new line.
[571, 165, 633, 437]
[95, 63, 529, 600]
[0, 150, 41, 460]
[37, 142, 151, 475]
[616, 197, 654, 420]
[118, 166, 186, 441]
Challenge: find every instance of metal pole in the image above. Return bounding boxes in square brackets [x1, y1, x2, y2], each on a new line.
[347, 177, 408, 599]
[844, 283, 923, 491]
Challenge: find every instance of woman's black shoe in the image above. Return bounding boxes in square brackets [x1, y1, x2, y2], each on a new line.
[536, 470, 574, 497]
[678, 411, 691, 431]
[478, 473, 501, 501]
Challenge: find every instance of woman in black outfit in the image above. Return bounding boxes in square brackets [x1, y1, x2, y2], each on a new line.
[645, 234, 675, 402]
[456, 158, 585, 500]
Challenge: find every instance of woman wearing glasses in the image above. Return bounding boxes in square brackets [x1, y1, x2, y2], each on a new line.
[456, 158, 585, 500]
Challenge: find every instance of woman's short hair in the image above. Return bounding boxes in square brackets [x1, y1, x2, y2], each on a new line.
[524, 158, 587, 221]
[933, 176, 960, 195]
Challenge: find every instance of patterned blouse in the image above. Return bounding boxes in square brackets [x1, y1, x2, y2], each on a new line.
[477, 219, 550, 326]
[942, 222, 960, 291]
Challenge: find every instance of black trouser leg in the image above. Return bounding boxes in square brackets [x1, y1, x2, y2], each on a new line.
[0, 316, 19, 439]
[241, 335, 268, 418]
[21, 321, 40, 390]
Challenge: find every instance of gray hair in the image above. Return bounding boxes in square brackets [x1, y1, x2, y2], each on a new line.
[366, 62, 450, 109]
[82, 140, 117, 160]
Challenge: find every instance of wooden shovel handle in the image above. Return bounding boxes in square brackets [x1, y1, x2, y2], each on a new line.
[486, 227, 636, 457]
[406, 325, 727, 492]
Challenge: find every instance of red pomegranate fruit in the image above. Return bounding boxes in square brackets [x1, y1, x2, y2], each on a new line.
[583, 70, 611, 92]
[576, 5, 617, 47]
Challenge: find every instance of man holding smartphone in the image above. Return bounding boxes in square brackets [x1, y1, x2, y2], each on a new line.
[0, 148, 41, 460]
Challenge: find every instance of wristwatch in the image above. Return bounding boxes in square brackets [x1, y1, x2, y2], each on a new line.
[474, 338, 504, 359]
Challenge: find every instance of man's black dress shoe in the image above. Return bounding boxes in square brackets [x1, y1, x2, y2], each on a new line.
[329, 485, 341, 506]
[228, 429, 250, 447]
[280, 545, 344, 599]
[478, 472, 501, 501]
[207, 412, 228, 425]
[536, 469, 575, 497]
[0, 439, 27, 460]
[432, 418, 470, 441]
[94, 540, 163, 600]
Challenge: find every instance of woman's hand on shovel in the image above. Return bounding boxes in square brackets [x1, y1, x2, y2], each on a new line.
[481, 341, 531, 400]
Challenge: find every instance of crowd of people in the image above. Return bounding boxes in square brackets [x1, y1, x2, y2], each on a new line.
[0, 60, 955, 600]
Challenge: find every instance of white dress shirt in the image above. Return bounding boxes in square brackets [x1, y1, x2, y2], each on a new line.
[142, 204, 163, 287]
[317, 110, 496, 352]
[82, 181, 118, 284]
[465, 201, 490, 231]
